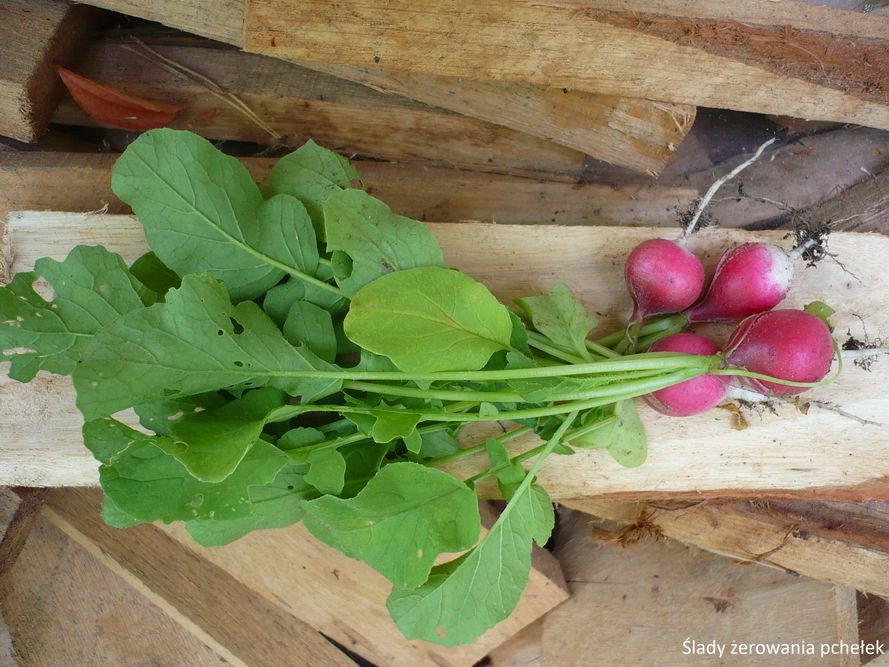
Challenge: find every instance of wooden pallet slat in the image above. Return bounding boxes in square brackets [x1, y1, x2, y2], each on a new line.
[52, 39, 590, 182]
[3, 213, 889, 500]
[76, 0, 695, 174]
[245, 0, 889, 130]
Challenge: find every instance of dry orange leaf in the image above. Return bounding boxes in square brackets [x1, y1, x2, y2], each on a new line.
[56, 65, 183, 131]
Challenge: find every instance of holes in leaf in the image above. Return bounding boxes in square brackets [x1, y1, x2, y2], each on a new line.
[230, 318, 244, 334]
[234, 360, 245, 368]
[217, 329, 224, 336]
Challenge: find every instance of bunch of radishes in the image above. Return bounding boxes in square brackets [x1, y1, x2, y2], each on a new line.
[623, 238, 835, 417]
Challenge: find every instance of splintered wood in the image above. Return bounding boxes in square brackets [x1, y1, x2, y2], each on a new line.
[3, 213, 889, 501]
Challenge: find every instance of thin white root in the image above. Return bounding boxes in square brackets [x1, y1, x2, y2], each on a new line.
[681, 137, 778, 240]
[840, 347, 889, 361]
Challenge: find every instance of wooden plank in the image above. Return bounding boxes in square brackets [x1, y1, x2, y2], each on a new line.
[296, 63, 694, 176]
[52, 39, 588, 182]
[0, 511, 229, 666]
[0, 488, 47, 583]
[4, 213, 889, 500]
[0, 151, 697, 246]
[42, 489, 356, 667]
[245, 0, 889, 130]
[158, 506, 567, 667]
[562, 498, 889, 600]
[543, 509, 861, 666]
[74, 0, 693, 174]
[0, 0, 97, 142]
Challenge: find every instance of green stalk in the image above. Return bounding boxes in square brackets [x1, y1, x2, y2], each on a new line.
[266, 351, 718, 383]
[463, 415, 617, 484]
[429, 425, 533, 466]
[342, 380, 519, 403]
[526, 333, 588, 364]
[269, 367, 702, 425]
[593, 313, 688, 349]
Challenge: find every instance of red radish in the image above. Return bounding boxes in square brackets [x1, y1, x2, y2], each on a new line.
[643, 333, 730, 417]
[723, 309, 834, 397]
[625, 239, 705, 321]
[687, 243, 794, 323]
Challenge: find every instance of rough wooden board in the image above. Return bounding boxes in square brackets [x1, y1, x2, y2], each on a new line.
[1, 513, 228, 667]
[161, 515, 567, 666]
[0, 489, 47, 583]
[74, 0, 696, 174]
[245, 0, 889, 130]
[0, 0, 97, 142]
[4, 213, 889, 499]
[0, 151, 697, 246]
[296, 63, 694, 175]
[42, 489, 356, 667]
[562, 498, 889, 600]
[53, 40, 588, 181]
[544, 509, 860, 666]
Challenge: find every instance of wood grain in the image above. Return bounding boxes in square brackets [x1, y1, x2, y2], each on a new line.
[42, 489, 356, 667]
[1, 510, 228, 666]
[74, 0, 694, 174]
[0, 0, 96, 142]
[245, 0, 889, 130]
[543, 509, 860, 666]
[4, 213, 889, 501]
[53, 39, 587, 182]
[562, 498, 889, 599]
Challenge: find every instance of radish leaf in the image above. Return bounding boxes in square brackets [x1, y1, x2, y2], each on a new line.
[112, 129, 326, 300]
[303, 462, 481, 589]
[0, 246, 153, 381]
[345, 267, 513, 372]
[516, 283, 596, 360]
[324, 189, 444, 295]
[73, 275, 341, 419]
[84, 418, 288, 523]
[387, 482, 553, 646]
[267, 139, 362, 234]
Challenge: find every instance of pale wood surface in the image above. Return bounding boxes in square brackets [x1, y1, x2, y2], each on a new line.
[74, 0, 694, 174]
[53, 40, 589, 182]
[0, 0, 96, 142]
[245, 0, 889, 130]
[543, 510, 860, 666]
[43, 489, 356, 667]
[4, 213, 889, 500]
[161, 510, 567, 667]
[563, 498, 889, 600]
[1, 511, 229, 666]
